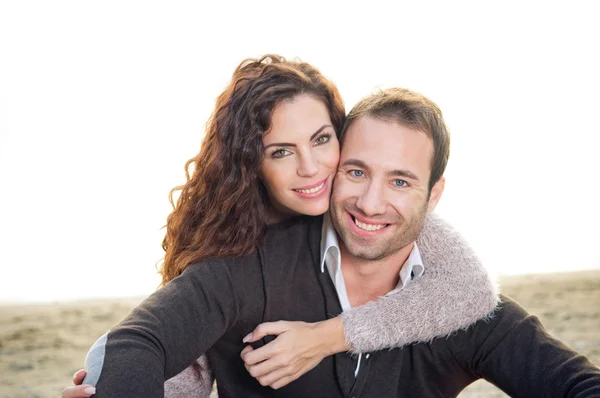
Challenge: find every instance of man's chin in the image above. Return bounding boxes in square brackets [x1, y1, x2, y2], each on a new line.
[344, 243, 386, 261]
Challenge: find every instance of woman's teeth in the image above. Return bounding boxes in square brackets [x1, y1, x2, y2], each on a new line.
[354, 218, 387, 231]
[295, 181, 325, 194]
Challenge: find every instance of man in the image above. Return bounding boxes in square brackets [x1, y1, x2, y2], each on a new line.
[299, 88, 600, 396]
[69, 88, 600, 397]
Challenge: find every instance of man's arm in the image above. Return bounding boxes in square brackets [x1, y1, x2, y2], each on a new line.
[455, 295, 600, 397]
[83, 258, 255, 398]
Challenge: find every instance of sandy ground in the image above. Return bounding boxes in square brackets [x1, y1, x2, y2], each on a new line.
[1, 270, 599, 398]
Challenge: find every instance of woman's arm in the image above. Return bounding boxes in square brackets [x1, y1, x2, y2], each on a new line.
[242, 213, 499, 387]
[164, 355, 214, 398]
[61, 360, 215, 398]
[340, 212, 500, 352]
[81, 259, 245, 398]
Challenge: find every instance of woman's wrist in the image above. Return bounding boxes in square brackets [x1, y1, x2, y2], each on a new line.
[314, 317, 351, 356]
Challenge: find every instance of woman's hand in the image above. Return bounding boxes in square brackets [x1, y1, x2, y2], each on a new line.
[240, 318, 349, 389]
[61, 369, 96, 397]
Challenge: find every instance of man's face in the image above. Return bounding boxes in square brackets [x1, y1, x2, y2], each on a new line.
[330, 116, 445, 261]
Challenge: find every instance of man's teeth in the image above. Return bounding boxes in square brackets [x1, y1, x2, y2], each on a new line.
[354, 218, 387, 231]
[295, 181, 325, 194]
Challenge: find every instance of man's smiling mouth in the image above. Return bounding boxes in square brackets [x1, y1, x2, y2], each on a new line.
[351, 215, 389, 231]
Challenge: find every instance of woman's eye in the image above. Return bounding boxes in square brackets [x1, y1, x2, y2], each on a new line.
[394, 179, 407, 187]
[271, 149, 291, 159]
[350, 170, 364, 178]
[314, 134, 331, 145]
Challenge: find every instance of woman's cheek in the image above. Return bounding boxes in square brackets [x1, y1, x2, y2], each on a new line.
[323, 145, 340, 170]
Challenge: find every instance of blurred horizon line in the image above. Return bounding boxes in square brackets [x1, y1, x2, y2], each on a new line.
[3, 267, 599, 306]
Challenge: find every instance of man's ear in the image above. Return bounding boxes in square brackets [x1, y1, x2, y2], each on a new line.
[427, 176, 445, 213]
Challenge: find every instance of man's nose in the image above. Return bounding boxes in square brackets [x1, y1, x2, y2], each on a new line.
[297, 153, 319, 177]
[356, 181, 386, 216]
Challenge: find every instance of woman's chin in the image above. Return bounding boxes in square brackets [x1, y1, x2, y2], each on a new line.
[295, 203, 330, 217]
[290, 189, 332, 216]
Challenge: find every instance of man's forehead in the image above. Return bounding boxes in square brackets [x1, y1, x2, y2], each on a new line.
[340, 115, 433, 175]
[343, 115, 430, 150]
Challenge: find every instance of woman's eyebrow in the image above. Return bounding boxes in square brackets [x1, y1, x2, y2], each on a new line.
[264, 125, 332, 149]
[309, 125, 332, 141]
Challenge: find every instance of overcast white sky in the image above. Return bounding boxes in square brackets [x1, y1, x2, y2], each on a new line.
[1, 1, 598, 302]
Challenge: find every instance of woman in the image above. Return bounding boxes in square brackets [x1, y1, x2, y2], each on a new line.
[63, 55, 498, 397]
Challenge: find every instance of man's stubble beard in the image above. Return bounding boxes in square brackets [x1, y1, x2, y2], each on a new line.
[331, 199, 429, 261]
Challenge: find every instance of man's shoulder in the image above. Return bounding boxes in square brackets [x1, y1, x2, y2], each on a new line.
[435, 299, 600, 396]
[489, 294, 531, 324]
[466, 294, 532, 335]
[436, 294, 542, 355]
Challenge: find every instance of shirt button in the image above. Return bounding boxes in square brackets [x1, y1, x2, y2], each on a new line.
[365, 354, 370, 359]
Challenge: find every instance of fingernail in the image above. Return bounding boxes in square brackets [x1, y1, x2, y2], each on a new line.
[84, 386, 96, 395]
[242, 333, 252, 343]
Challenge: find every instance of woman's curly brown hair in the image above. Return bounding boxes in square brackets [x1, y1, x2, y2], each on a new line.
[159, 54, 346, 285]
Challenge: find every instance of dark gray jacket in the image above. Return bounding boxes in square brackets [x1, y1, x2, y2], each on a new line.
[85, 215, 600, 397]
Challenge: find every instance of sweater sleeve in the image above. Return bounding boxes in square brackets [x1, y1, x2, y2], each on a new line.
[339, 213, 500, 353]
[82, 259, 243, 398]
[164, 355, 214, 398]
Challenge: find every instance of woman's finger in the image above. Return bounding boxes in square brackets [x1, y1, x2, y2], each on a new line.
[265, 359, 321, 389]
[240, 345, 254, 358]
[270, 371, 303, 390]
[72, 369, 87, 385]
[61, 385, 96, 398]
[242, 320, 292, 343]
[242, 338, 282, 365]
[254, 365, 295, 387]
[245, 352, 293, 379]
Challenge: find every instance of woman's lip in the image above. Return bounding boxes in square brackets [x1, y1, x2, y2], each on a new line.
[293, 177, 328, 191]
[292, 178, 329, 198]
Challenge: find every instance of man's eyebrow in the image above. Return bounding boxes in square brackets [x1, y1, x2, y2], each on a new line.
[341, 158, 371, 172]
[387, 169, 420, 181]
[263, 125, 332, 149]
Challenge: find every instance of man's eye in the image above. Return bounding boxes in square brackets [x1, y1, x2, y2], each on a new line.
[314, 134, 331, 145]
[272, 149, 291, 159]
[394, 179, 407, 187]
[350, 170, 364, 177]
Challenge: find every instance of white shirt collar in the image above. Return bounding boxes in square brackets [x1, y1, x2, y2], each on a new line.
[320, 212, 425, 308]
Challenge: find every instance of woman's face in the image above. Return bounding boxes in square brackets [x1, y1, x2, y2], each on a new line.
[260, 94, 340, 219]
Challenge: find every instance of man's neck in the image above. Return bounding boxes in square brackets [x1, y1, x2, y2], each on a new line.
[340, 241, 415, 307]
